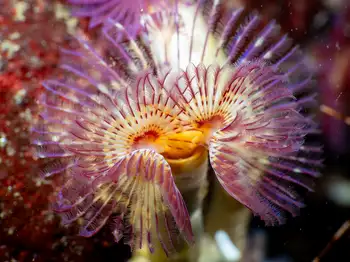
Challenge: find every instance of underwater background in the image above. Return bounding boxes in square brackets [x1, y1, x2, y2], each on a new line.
[1, 0, 350, 261]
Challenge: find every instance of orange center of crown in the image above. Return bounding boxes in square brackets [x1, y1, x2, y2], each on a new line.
[128, 114, 227, 174]
[133, 130, 159, 146]
[130, 127, 207, 173]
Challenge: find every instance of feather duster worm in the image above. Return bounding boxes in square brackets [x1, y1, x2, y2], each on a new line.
[33, 0, 322, 256]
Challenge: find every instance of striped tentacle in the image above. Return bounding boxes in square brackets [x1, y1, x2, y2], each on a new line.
[170, 62, 321, 225]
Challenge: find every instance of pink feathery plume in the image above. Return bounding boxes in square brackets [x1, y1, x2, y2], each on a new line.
[173, 1, 322, 224]
[173, 62, 321, 224]
[32, 33, 194, 254]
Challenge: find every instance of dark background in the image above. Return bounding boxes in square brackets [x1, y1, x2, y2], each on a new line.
[1, 0, 350, 261]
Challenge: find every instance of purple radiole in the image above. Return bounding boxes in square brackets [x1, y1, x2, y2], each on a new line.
[68, 0, 171, 34]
